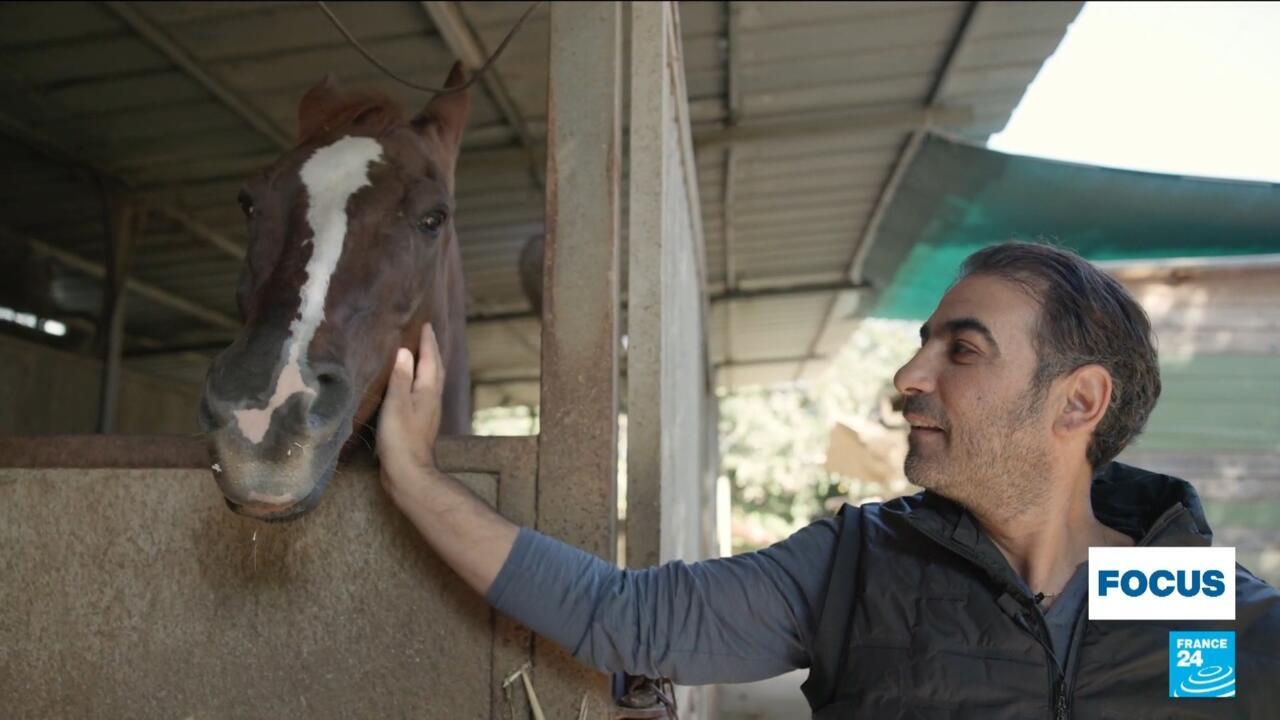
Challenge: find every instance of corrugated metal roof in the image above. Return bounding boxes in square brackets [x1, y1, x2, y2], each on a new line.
[0, 1, 1081, 402]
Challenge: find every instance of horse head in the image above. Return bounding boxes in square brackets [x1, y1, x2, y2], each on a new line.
[198, 64, 473, 522]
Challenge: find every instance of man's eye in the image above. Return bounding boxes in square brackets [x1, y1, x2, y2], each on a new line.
[951, 343, 975, 357]
[417, 209, 448, 234]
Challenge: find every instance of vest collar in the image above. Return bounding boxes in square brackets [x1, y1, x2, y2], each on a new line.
[892, 461, 1214, 598]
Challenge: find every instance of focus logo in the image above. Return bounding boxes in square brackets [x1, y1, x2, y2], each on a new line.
[1169, 631, 1236, 698]
[1088, 547, 1235, 620]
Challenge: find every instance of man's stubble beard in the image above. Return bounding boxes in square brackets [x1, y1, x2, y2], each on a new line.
[905, 385, 1053, 523]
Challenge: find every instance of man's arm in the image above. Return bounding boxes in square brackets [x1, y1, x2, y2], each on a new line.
[377, 323, 836, 684]
[485, 518, 837, 684]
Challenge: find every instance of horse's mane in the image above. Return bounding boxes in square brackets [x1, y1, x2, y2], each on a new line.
[299, 89, 406, 145]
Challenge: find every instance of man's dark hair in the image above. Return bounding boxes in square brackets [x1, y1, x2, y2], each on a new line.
[958, 241, 1161, 468]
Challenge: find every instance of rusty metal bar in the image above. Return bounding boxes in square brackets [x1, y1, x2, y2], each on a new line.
[95, 194, 136, 433]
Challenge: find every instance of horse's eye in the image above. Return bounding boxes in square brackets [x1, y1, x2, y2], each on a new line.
[417, 208, 448, 235]
[238, 191, 255, 220]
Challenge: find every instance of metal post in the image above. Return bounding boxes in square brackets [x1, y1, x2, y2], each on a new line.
[535, 2, 622, 717]
[96, 194, 136, 433]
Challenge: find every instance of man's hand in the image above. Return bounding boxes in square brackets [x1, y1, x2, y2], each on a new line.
[377, 322, 445, 489]
[373, 322, 520, 597]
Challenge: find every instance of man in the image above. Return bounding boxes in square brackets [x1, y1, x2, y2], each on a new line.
[376, 242, 1279, 717]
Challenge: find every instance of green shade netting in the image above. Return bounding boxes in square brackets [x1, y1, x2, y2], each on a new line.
[864, 135, 1280, 320]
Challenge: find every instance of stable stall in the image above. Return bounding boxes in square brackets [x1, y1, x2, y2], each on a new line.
[0, 3, 1078, 718]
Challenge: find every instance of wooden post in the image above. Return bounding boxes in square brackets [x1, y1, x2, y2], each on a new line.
[535, 2, 622, 717]
[96, 195, 136, 434]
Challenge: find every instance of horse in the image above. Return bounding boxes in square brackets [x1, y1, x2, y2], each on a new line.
[198, 64, 473, 522]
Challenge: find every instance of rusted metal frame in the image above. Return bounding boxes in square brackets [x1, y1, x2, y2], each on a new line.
[798, 1, 980, 380]
[4, 227, 240, 332]
[95, 195, 137, 433]
[102, 1, 293, 151]
[535, 3, 622, 717]
[421, 1, 545, 191]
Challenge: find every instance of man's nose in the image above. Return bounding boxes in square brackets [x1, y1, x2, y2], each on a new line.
[893, 350, 936, 396]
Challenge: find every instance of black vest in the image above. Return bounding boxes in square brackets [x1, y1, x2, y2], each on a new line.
[801, 462, 1280, 719]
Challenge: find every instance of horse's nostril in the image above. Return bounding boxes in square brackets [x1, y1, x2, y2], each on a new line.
[305, 363, 352, 431]
[224, 498, 242, 512]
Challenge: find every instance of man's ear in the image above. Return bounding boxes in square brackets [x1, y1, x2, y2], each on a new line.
[411, 62, 471, 154]
[298, 74, 342, 142]
[1056, 364, 1112, 436]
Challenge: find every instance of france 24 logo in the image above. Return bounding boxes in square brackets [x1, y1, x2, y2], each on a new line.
[1169, 631, 1236, 698]
[1088, 547, 1235, 620]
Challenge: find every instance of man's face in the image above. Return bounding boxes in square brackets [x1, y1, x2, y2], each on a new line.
[892, 274, 1054, 517]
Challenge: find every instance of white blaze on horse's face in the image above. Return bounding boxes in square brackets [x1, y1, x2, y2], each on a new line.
[232, 135, 384, 445]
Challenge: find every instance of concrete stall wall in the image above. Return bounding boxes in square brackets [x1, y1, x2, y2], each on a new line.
[0, 332, 200, 435]
[1114, 261, 1280, 586]
[626, 1, 715, 574]
[626, 4, 718, 718]
[0, 436, 536, 720]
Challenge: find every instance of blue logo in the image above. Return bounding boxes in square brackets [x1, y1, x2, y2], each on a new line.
[1098, 569, 1226, 597]
[1169, 631, 1235, 698]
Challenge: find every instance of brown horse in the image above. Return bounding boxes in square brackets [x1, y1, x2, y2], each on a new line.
[198, 65, 473, 522]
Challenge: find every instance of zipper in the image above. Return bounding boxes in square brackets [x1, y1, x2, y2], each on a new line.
[1053, 681, 1068, 719]
[907, 517, 1069, 719]
[1056, 572, 1092, 720]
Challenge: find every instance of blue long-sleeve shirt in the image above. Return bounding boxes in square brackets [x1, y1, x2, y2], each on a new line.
[485, 517, 1086, 685]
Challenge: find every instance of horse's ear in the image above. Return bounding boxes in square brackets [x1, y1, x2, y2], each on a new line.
[412, 62, 471, 153]
[298, 74, 341, 141]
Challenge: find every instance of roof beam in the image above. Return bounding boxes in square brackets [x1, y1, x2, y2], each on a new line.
[720, 2, 740, 365]
[799, 0, 981, 380]
[0, 109, 247, 263]
[422, 1, 545, 190]
[847, 1, 980, 284]
[693, 104, 972, 150]
[3, 226, 240, 332]
[102, 1, 293, 150]
[465, 278, 871, 325]
[124, 275, 873, 357]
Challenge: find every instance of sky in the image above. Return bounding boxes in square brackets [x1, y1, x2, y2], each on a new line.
[987, 2, 1280, 184]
